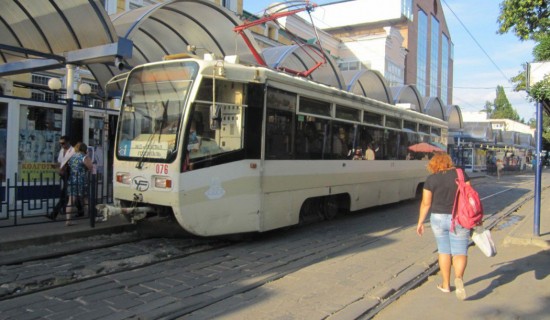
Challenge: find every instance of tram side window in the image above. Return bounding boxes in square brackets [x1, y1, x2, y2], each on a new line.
[243, 83, 263, 159]
[266, 110, 293, 159]
[330, 122, 354, 159]
[295, 115, 330, 159]
[265, 88, 296, 159]
[384, 130, 399, 160]
[358, 126, 384, 160]
[402, 132, 420, 159]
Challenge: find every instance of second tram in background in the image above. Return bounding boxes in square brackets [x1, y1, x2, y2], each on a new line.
[99, 53, 447, 236]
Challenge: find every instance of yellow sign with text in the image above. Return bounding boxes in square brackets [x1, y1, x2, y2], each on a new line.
[20, 162, 58, 181]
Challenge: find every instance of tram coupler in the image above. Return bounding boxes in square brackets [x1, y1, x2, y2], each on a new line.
[96, 204, 156, 223]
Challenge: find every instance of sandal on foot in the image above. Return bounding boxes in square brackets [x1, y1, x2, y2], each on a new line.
[454, 278, 467, 300]
[437, 284, 450, 293]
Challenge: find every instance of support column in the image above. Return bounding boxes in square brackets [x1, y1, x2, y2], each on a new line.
[65, 64, 75, 138]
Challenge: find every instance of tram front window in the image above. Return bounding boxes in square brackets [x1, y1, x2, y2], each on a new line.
[116, 62, 198, 162]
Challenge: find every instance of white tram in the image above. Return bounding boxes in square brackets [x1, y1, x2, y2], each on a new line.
[101, 54, 448, 236]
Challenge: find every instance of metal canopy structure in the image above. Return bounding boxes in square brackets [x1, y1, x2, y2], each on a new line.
[0, 0, 117, 60]
[262, 44, 345, 89]
[446, 105, 463, 130]
[461, 122, 494, 143]
[423, 97, 446, 121]
[342, 69, 393, 104]
[0, 0, 131, 82]
[101, 0, 262, 93]
[0, 0, 348, 97]
[391, 85, 424, 113]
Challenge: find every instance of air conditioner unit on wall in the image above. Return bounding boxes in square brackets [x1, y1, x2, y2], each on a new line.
[0, 78, 13, 96]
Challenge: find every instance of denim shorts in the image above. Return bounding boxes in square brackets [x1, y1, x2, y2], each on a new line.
[430, 213, 470, 256]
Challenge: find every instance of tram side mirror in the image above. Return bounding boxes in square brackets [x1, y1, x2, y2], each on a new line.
[210, 104, 221, 130]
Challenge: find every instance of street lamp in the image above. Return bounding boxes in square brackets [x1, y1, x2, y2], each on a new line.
[47, 78, 62, 103]
[47, 65, 77, 138]
[79, 83, 92, 107]
[79, 83, 92, 95]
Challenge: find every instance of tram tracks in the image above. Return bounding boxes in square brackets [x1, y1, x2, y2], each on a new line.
[0, 237, 231, 301]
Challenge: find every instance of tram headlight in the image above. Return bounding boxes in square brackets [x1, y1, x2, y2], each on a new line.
[116, 172, 131, 185]
[154, 176, 172, 189]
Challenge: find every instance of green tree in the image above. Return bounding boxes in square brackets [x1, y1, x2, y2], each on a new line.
[533, 33, 550, 60]
[498, 0, 550, 101]
[498, 1, 549, 150]
[491, 85, 521, 121]
[497, 0, 550, 41]
[481, 100, 494, 118]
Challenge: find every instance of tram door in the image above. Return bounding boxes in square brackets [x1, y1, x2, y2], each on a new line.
[83, 111, 107, 176]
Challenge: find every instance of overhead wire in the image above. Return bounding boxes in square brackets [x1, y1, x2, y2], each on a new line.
[253, 1, 517, 95]
[441, 0, 511, 84]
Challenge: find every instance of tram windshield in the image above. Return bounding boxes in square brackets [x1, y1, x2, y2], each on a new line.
[116, 61, 199, 162]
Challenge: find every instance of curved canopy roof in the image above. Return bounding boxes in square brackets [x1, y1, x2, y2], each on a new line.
[423, 97, 446, 121]
[262, 44, 345, 90]
[342, 69, 393, 104]
[446, 105, 463, 130]
[0, 0, 117, 63]
[462, 122, 494, 143]
[391, 85, 423, 113]
[95, 0, 262, 94]
[0, 0, 349, 96]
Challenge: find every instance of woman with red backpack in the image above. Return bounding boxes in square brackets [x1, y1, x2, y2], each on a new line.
[416, 152, 471, 300]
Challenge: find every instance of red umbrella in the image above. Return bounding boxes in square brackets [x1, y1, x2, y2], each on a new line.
[408, 142, 444, 153]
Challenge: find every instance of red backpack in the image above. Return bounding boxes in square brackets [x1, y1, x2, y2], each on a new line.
[451, 168, 483, 231]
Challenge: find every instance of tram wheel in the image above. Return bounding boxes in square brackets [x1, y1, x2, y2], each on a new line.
[299, 198, 324, 225]
[323, 196, 339, 220]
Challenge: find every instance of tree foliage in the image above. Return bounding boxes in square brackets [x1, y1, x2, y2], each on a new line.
[482, 101, 494, 117]
[533, 33, 550, 60]
[498, 1, 549, 149]
[529, 34, 550, 102]
[499, 1, 550, 102]
[497, 0, 550, 41]
[491, 85, 521, 121]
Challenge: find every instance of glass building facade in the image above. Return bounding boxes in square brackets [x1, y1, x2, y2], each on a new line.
[441, 33, 450, 104]
[429, 16, 439, 97]
[416, 10, 428, 96]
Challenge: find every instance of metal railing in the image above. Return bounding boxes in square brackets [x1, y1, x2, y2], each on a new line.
[0, 172, 113, 227]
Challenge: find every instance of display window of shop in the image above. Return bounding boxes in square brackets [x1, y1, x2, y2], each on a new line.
[18, 105, 63, 181]
[0, 103, 6, 182]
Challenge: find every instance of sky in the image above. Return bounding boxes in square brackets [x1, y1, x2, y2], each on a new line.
[243, 0, 537, 122]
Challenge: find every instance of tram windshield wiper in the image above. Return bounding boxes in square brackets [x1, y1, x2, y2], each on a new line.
[135, 100, 169, 169]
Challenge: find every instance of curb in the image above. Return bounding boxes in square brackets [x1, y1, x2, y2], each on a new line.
[0, 224, 137, 252]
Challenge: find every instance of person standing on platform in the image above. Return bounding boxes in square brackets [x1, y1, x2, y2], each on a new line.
[47, 136, 74, 220]
[65, 142, 93, 226]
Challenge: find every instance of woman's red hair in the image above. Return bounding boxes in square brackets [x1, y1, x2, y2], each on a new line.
[426, 152, 454, 174]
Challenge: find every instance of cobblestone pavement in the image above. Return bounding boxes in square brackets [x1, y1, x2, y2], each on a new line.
[0, 199, 426, 319]
[0, 237, 223, 299]
[0, 173, 546, 319]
